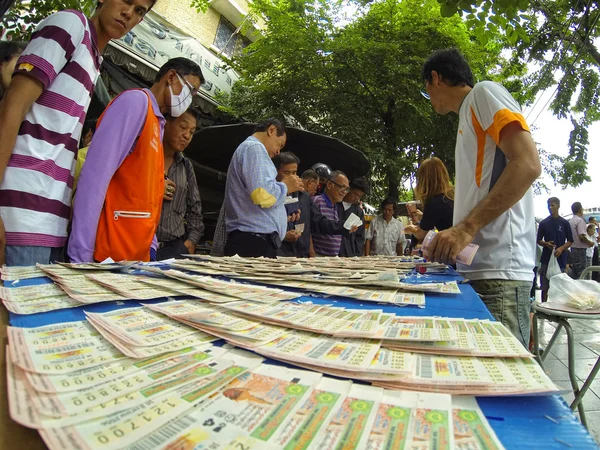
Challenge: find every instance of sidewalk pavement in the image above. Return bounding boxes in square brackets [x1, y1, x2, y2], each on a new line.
[534, 301, 600, 445]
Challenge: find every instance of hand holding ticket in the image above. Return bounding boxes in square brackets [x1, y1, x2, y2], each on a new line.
[422, 229, 479, 266]
[343, 212, 363, 231]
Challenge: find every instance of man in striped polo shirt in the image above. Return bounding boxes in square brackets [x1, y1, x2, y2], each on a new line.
[311, 170, 350, 257]
[0, 0, 156, 266]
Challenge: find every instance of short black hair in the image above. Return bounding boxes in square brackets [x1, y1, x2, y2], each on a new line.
[97, 0, 158, 13]
[0, 41, 26, 64]
[589, 217, 597, 223]
[254, 118, 286, 136]
[82, 118, 98, 136]
[548, 197, 560, 206]
[350, 177, 370, 195]
[328, 170, 347, 182]
[588, 223, 596, 231]
[272, 151, 300, 169]
[301, 169, 318, 181]
[155, 57, 205, 85]
[572, 202, 583, 215]
[422, 49, 475, 88]
[381, 196, 397, 211]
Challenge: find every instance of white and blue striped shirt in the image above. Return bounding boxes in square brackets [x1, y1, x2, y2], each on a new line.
[224, 136, 288, 240]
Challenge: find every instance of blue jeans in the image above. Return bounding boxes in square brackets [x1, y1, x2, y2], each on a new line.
[470, 279, 531, 347]
[5, 246, 64, 266]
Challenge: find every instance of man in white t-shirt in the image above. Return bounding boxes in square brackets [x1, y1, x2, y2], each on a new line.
[421, 49, 542, 346]
[365, 197, 406, 256]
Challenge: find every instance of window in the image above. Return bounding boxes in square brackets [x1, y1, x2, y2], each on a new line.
[213, 17, 251, 58]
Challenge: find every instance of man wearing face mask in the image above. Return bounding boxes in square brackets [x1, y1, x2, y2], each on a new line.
[68, 58, 204, 262]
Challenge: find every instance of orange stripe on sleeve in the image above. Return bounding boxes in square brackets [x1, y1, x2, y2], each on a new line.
[486, 109, 530, 145]
[471, 106, 486, 188]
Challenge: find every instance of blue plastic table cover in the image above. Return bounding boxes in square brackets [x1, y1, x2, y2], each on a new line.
[5, 271, 599, 449]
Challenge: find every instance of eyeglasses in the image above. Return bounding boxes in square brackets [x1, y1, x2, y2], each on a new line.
[178, 73, 198, 98]
[420, 80, 430, 100]
[330, 179, 349, 193]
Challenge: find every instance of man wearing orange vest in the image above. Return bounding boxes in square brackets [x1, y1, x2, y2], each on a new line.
[68, 58, 204, 262]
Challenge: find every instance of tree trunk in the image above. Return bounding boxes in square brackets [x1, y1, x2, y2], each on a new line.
[387, 168, 399, 200]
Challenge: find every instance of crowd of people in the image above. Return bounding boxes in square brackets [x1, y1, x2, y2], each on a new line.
[536, 199, 599, 301]
[0, 3, 551, 347]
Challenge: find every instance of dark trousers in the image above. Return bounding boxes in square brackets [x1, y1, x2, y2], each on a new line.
[570, 248, 588, 280]
[224, 231, 278, 258]
[157, 237, 188, 260]
[593, 246, 599, 281]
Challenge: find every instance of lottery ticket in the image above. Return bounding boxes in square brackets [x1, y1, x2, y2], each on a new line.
[136, 276, 242, 303]
[0, 283, 65, 301]
[85, 316, 216, 359]
[366, 391, 452, 450]
[378, 317, 458, 342]
[252, 330, 382, 371]
[452, 397, 506, 450]
[411, 354, 503, 386]
[25, 346, 225, 393]
[57, 261, 139, 270]
[33, 356, 238, 427]
[174, 308, 264, 332]
[271, 377, 352, 449]
[313, 384, 382, 450]
[85, 307, 199, 347]
[160, 269, 300, 302]
[86, 273, 179, 300]
[405, 391, 454, 450]
[1, 265, 46, 281]
[178, 319, 288, 347]
[29, 348, 228, 418]
[365, 390, 417, 450]
[2, 296, 82, 315]
[392, 292, 427, 307]
[37, 352, 263, 444]
[368, 348, 415, 375]
[481, 357, 560, 394]
[143, 300, 217, 316]
[148, 364, 321, 450]
[8, 322, 128, 374]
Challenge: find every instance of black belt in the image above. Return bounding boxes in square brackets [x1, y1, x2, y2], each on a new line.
[229, 230, 282, 248]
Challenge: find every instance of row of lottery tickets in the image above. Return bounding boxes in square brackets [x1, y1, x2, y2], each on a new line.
[6, 319, 506, 450]
[0, 257, 458, 314]
[137, 301, 560, 396]
[0, 263, 305, 315]
[8, 302, 560, 397]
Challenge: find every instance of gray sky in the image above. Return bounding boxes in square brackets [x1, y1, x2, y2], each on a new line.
[525, 89, 600, 219]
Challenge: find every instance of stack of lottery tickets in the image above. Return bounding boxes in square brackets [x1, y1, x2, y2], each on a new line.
[6, 317, 507, 450]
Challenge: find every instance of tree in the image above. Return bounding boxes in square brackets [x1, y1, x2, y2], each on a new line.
[1, 0, 95, 40]
[438, 0, 600, 188]
[222, 0, 524, 201]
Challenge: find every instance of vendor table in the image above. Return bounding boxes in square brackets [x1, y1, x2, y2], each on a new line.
[1, 270, 598, 450]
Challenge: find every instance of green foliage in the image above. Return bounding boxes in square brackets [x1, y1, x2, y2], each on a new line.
[221, 0, 521, 203]
[190, 0, 210, 14]
[1, 0, 95, 40]
[438, 0, 600, 187]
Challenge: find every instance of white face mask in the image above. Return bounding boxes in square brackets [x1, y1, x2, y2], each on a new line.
[169, 73, 193, 117]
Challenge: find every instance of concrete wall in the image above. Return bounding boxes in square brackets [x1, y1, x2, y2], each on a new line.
[153, 0, 222, 49]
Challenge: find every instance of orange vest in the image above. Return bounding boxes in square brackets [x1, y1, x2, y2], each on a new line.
[93, 90, 164, 262]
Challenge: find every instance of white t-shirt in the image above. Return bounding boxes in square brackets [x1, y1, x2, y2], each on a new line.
[365, 215, 406, 256]
[454, 81, 535, 281]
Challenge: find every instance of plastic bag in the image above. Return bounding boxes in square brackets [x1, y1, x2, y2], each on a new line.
[546, 253, 562, 280]
[548, 273, 600, 310]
